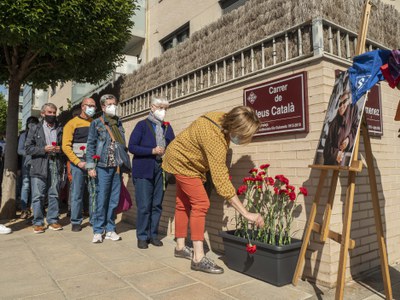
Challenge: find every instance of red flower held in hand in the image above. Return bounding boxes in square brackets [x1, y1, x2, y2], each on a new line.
[92, 155, 101, 161]
[246, 243, 257, 254]
[299, 187, 308, 196]
[163, 121, 170, 126]
[80, 145, 86, 151]
[52, 142, 57, 146]
[237, 185, 247, 195]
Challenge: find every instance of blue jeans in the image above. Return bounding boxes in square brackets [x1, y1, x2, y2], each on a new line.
[92, 167, 121, 234]
[70, 163, 90, 225]
[133, 161, 164, 241]
[31, 160, 60, 226]
[20, 163, 31, 211]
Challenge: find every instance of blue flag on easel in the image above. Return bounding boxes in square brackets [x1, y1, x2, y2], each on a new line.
[348, 49, 390, 104]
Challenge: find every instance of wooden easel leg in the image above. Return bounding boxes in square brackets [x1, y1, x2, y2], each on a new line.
[335, 171, 356, 300]
[320, 170, 339, 242]
[292, 169, 328, 285]
[361, 125, 393, 299]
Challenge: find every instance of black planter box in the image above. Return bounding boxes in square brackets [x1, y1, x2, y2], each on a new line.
[219, 230, 302, 287]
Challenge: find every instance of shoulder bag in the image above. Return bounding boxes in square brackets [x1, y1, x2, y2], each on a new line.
[100, 117, 132, 173]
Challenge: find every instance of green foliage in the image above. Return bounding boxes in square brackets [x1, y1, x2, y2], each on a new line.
[0, 93, 6, 134]
[0, 0, 138, 86]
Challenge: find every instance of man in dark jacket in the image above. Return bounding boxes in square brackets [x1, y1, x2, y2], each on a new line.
[25, 103, 64, 234]
[323, 91, 359, 166]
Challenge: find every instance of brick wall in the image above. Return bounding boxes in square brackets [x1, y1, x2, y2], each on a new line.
[121, 58, 400, 287]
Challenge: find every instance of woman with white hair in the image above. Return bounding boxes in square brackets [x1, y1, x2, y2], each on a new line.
[128, 97, 175, 249]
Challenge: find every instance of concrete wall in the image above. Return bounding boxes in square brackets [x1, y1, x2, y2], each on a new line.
[121, 57, 400, 287]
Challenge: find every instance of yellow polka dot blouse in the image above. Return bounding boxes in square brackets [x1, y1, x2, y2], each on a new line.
[162, 112, 236, 201]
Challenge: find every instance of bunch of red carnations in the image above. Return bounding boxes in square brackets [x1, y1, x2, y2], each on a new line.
[235, 163, 308, 247]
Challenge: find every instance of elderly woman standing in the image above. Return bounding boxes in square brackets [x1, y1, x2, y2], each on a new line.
[162, 106, 264, 274]
[86, 94, 126, 243]
[129, 97, 175, 249]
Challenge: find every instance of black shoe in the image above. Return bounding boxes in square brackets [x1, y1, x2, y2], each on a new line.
[71, 224, 82, 232]
[150, 238, 163, 247]
[137, 240, 149, 249]
[191, 256, 224, 274]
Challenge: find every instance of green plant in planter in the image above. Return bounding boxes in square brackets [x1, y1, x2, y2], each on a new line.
[235, 164, 308, 246]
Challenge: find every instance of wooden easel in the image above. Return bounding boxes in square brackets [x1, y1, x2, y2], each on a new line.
[292, 1, 393, 299]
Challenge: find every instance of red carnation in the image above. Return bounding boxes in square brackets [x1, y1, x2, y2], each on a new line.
[260, 164, 270, 170]
[258, 171, 266, 177]
[249, 168, 258, 175]
[163, 121, 170, 126]
[275, 174, 289, 185]
[52, 142, 57, 146]
[286, 185, 295, 192]
[289, 192, 296, 201]
[92, 155, 101, 161]
[246, 243, 257, 254]
[237, 185, 247, 195]
[299, 187, 308, 196]
[274, 187, 279, 195]
[229, 175, 232, 181]
[255, 175, 263, 182]
[80, 145, 86, 151]
[266, 177, 274, 185]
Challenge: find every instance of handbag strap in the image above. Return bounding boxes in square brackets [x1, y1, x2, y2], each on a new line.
[99, 117, 115, 142]
[201, 115, 223, 130]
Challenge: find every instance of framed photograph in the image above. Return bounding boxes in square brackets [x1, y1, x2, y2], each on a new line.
[313, 71, 367, 166]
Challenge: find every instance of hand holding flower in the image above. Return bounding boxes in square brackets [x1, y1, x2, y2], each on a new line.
[88, 169, 96, 178]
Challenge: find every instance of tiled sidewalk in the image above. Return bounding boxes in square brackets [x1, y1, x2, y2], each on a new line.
[0, 215, 399, 299]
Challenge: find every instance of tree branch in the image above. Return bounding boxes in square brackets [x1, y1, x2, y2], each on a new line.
[3, 46, 12, 72]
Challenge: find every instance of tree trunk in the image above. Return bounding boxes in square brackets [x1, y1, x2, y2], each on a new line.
[0, 79, 21, 219]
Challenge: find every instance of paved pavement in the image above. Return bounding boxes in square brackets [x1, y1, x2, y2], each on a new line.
[0, 214, 399, 300]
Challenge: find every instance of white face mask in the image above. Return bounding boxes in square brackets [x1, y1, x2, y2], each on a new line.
[153, 109, 166, 121]
[105, 104, 117, 117]
[85, 107, 95, 117]
[230, 134, 241, 145]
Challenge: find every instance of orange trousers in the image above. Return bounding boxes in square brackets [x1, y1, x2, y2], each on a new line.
[174, 175, 210, 241]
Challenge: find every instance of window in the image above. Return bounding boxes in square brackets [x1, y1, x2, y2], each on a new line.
[160, 23, 190, 52]
[219, 0, 246, 14]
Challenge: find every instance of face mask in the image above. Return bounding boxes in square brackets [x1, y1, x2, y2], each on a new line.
[230, 134, 241, 145]
[44, 115, 56, 124]
[85, 107, 95, 117]
[153, 109, 166, 121]
[105, 104, 117, 117]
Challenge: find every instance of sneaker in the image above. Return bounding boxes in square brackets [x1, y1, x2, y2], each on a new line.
[33, 225, 45, 234]
[92, 233, 103, 243]
[71, 224, 82, 232]
[48, 223, 63, 231]
[105, 231, 121, 241]
[174, 246, 193, 260]
[0, 224, 12, 235]
[20, 210, 30, 219]
[191, 256, 224, 274]
[150, 238, 163, 246]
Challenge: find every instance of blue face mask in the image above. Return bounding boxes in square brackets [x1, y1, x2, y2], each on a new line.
[230, 134, 241, 145]
[85, 107, 95, 117]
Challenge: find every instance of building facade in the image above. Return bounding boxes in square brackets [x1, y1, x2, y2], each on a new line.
[118, 0, 400, 287]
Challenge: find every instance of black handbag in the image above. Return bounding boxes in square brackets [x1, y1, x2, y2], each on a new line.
[100, 117, 132, 173]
